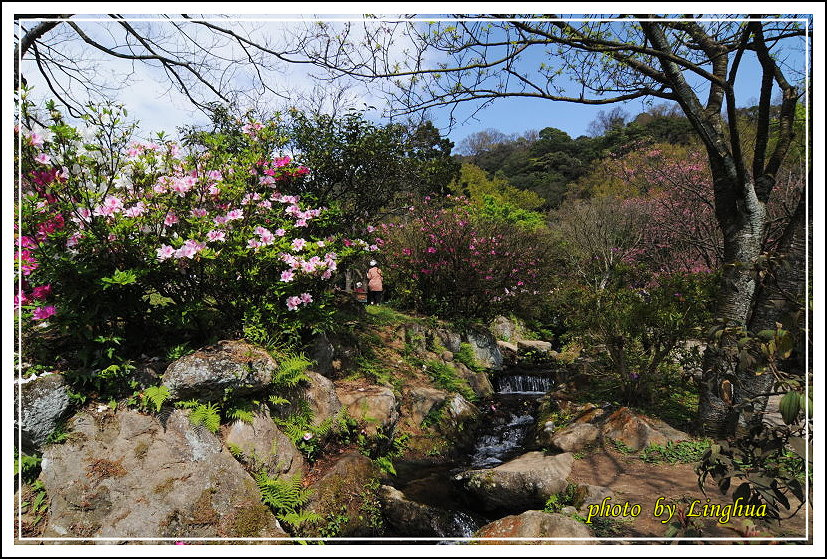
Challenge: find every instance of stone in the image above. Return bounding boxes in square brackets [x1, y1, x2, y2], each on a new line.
[15, 373, 72, 453]
[548, 423, 600, 453]
[222, 405, 304, 478]
[378, 485, 481, 537]
[407, 387, 450, 427]
[497, 340, 519, 366]
[335, 382, 398, 435]
[575, 484, 613, 510]
[464, 328, 503, 370]
[278, 371, 342, 427]
[517, 339, 553, 354]
[474, 511, 593, 543]
[456, 451, 574, 513]
[162, 340, 275, 401]
[40, 408, 286, 539]
[490, 315, 521, 342]
[304, 452, 379, 537]
[441, 350, 454, 362]
[454, 362, 494, 399]
[600, 407, 691, 451]
[309, 332, 335, 377]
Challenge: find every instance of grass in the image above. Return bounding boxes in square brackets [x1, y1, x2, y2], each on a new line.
[638, 439, 712, 464]
[423, 360, 476, 401]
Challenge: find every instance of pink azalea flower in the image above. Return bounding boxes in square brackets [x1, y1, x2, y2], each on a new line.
[208, 184, 221, 196]
[300, 292, 313, 304]
[66, 233, 82, 248]
[213, 215, 228, 225]
[226, 209, 244, 221]
[274, 228, 286, 237]
[206, 230, 226, 242]
[286, 296, 301, 311]
[14, 293, 29, 309]
[280, 270, 294, 282]
[156, 245, 175, 260]
[295, 219, 307, 227]
[190, 208, 208, 218]
[247, 238, 262, 249]
[123, 202, 147, 218]
[259, 231, 275, 245]
[31, 285, 52, 300]
[34, 153, 51, 165]
[207, 170, 223, 181]
[32, 306, 57, 320]
[163, 213, 179, 227]
[291, 238, 306, 251]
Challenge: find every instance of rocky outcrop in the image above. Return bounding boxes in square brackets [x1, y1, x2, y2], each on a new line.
[546, 423, 600, 453]
[221, 405, 304, 478]
[490, 315, 523, 343]
[454, 362, 494, 399]
[278, 371, 342, 427]
[379, 485, 480, 537]
[304, 452, 380, 537]
[15, 373, 72, 453]
[497, 340, 519, 366]
[335, 382, 398, 435]
[600, 407, 691, 451]
[474, 511, 593, 543]
[517, 339, 553, 355]
[463, 328, 503, 370]
[162, 340, 276, 401]
[40, 407, 287, 539]
[456, 451, 574, 513]
[405, 323, 503, 371]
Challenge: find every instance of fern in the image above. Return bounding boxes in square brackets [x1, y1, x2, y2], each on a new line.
[226, 405, 255, 424]
[272, 353, 312, 389]
[268, 395, 291, 406]
[189, 402, 221, 433]
[177, 399, 201, 409]
[256, 472, 314, 516]
[274, 419, 308, 444]
[279, 510, 323, 529]
[144, 385, 171, 413]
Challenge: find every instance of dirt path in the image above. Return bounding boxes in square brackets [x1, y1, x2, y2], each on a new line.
[568, 444, 812, 543]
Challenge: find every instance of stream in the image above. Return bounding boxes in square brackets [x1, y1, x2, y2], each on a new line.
[389, 371, 554, 539]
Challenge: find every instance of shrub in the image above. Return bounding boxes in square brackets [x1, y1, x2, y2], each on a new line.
[15, 98, 370, 368]
[379, 195, 552, 320]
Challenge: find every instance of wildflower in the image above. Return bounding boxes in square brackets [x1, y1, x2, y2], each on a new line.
[31, 285, 52, 299]
[300, 292, 313, 304]
[302, 432, 313, 441]
[291, 238, 306, 251]
[32, 306, 57, 320]
[34, 153, 51, 165]
[286, 295, 301, 311]
[246, 238, 262, 250]
[206, 230, 226, 242]
[190, 208, 208, 218]
[123, 202, 147, 218]
[225, 209, 244, 221]
[280, 270, 295, 282]
[163, 213, 179, 227]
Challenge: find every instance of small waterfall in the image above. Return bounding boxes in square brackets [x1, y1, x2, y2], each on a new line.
[494, 374, 554, 394]
[436, 511, 480, 543]
[470, 412, 535, 468]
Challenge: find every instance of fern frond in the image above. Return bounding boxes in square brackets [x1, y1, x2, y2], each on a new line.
[268, 395, 290, 406]
[272, 353, 312, 389]
[144, 385, 170, 413]
[278, 511, 323, 528]
[227, 406, 255, 424]
[177, 399, 200, 409]
[189, 402, 221, 433]
[256, 472, 314, 515]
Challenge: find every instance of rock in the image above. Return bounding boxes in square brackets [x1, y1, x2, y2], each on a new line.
[464, 328, 503, 370]
[474, 511, 593, 543]
[548, 423, 600, 453]
[309, 332, 335, 377]
[454, 363, 494, 399]
[162, 340, 275, 401]
[15, 373, 72, 453]
[575, 484, 613, 510]
[378, 485, 480, 537]
[490, 315, 521, 342]
[441, 350, 454, 362]
[497, 340, 519, 365]
[407, 387, 450, 427]
[434, 328, 462, 353]
[456, 451, 574, 513]
[517, 339, 553, 354]
[40, 408, 286, 539]
[305, 452, 380, 537]
[222, 405, 304, 478]
[600, 407, 691, 451]
[335, 382, 398, 435]
[279, 371, 342, 427]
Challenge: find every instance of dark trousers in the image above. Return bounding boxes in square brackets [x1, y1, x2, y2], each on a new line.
[368, 290, 383, 305]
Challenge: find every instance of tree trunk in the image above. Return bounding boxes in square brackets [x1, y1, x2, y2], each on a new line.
[697, 170, 767, 437]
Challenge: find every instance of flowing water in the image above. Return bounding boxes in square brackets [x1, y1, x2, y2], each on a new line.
[388, 371, 554, 539]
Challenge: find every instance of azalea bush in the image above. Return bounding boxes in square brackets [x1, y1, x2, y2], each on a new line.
[379, 195, 552, 320]
[15, 97, 369, 369]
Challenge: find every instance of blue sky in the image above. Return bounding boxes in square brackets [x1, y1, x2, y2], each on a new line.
[15, 13, 811, 147]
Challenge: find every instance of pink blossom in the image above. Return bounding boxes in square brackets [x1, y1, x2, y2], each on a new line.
[34, 153, 51, 165]
[206, 230, 226, 242]
[427, 247, 436, 253]
[207, 170, 223, 181]
[156, 245, 175, 260]
[123, 202, 147, 218]
[273, 156, 291, 168]
[275, 228, 286, 237]
[280, 270, 295, 282]
[291, 238, 306, 251]
[14, 292, 29, 309]
[32, 306, 57, 320]
[295, 219, 307, 227]
[27, 131, 45, 147]
[225, 209, 244, 221]
[163, 213, 179, 227]
[286, 296, 301, 311]
[190, 208, 208, 218]
[213, 215, 228, 225]
[31, 285, 52, 300]
[300, 292, 313, 304]
[246, 238, 262, 249]
[19, 236, 37, 249]
[208, 184, 221, 196]
[66, 233, 82, 248]
[316, 240, 325, 247]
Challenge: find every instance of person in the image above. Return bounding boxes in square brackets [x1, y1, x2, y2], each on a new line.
[354, 281, 367, 304]
[366, 260, 383, 305]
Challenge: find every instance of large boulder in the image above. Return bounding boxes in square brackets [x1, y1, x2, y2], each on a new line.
[304, 452, 380, 537]
[464, 328, 503, 370]
[489, 315, 522, 342]
[455, 451, 574, 513]
[335, 382, 398, 435]
[15, 373, 72, 453]
[162, 340, 275, 401]
[454, 362, 494, 399]
[474, 511, 593, 543]
[547, 423, 600, 453]
[221, 405, 304, 478]
[497, 340, 519, 366]
[600, 407, 691, 451]
[517, 339, 553, 355]
[278, 371, 342, 427]
[378, 485, 481, 538]
[40, 408, 287, 539]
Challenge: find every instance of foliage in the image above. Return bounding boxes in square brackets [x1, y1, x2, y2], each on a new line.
[256, 472, 321, 530]
[181, 401, 221, 433]
[14, 449, 42, 483]
[421, 360, 475, 402]
[639, 440, 711, 465]
[16, 97, 370, 373]
[287, 109, 459, 229]
[358, 431, 410, 475]
[543, 483, 579, 513]
[141, 385, 171, 413]
[454, 342, 485, 373]
[380, 195, 552, 320]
